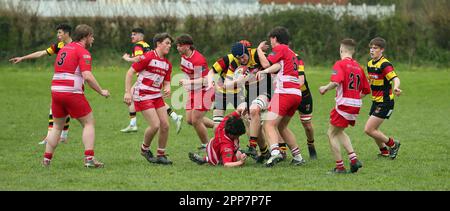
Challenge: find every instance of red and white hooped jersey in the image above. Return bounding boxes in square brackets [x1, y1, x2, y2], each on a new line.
[51, 42, 91, 94]
[132, 50, 172, 101]
[267, 44, 302, 97]
[180, 50, 209, 91]
[331, 57, 371, 121]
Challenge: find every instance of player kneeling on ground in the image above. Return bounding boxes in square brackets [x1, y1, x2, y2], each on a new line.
[188, 111, 247, 167]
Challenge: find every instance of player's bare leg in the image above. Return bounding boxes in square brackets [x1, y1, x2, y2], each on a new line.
[155, 106, 172, 164]
[365, 115, 399, 157]
[40, 107, 70, 145]
[42, 117, 65, 167]
[78, 113, 104, 168]
[247, 102, 263, 158]
[186, 110, 209, 150]
[141, 107, 171, 165]
[278, 116, 305, 165]
[203, 116, 214, 128]
[328, 125, 361, 173]
[263, 112, 284, 167]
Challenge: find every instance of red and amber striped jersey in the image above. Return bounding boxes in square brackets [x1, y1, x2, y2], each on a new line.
[212, 48, 260, 93]
[296, 55, 311, 97]
[131, 41, 151, 57]
[367, 57, 398, 103]
[46, 41, 66, 56]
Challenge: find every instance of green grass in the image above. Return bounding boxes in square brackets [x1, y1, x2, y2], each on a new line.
[0, 64, 449, 190]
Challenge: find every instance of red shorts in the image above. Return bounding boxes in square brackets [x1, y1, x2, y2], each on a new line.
[134, 97, 166, 112]
[51, 92, 92, 118]
[186, 88, 214, 111]
[330, 108, 355, 128]
[268, 93, 302, 117]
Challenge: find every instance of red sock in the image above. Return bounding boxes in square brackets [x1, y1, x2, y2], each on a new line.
[380, 147, 389, 155]
[157, 148, 165, 157]
[249, 137, 258, 148]
[386, 138, 395, 147]
[44, 152, 53, 160]
[84, 150, 94, 160]
[336, 160, 345, 170]
[141, 144, 150, 152]
[348, 152, 357, 165]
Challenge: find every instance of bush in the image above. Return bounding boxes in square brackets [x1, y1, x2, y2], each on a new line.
[1, 3, 448, 67]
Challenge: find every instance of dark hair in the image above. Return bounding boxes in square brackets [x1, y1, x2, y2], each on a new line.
[369, 37, 386, 49]
[268, 26, 290, 45]
[56, 23, 72, 35]
[72, 24, 93, 42]
[341, 38, 356, 52]
[176, 34, 195, 50]
[132, 27, 145, 34]
[176, 34, 194, 45]
[224, 116, 246, 136]
[153, 32, 173, 48]
[231, 42, 249, 57]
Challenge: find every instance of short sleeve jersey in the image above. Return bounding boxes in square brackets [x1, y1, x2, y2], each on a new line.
[132, 50, 172, 101]
[180, 50, 209, 91]
[46, 41, 66, 56]
[131, 41, 151, 57]
[267, 44, 302, 96]
[51, 42, 92, 94]
[367, 56, 398, 103]
[330, 58, 371, 120]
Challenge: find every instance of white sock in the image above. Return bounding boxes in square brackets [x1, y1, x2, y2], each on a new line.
[60, 130, 68, 139]
[130, 117, 137, 126]
[293, 154, 304, 161]
[170, 112, 178, 121]
[270, 144, 280, 156]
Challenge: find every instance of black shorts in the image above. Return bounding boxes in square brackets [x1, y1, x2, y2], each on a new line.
[297, 93, 313, 115]
[213, 91, 245, 110]
[369, 101, 395, 119]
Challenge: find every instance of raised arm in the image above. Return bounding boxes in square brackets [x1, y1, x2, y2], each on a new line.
[122, 53, 141, 63]
[257, 41, 270, 69]
[9, 50, 48, 64]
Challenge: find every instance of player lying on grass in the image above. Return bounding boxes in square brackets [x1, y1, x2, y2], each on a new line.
[188, 111, 247, 167]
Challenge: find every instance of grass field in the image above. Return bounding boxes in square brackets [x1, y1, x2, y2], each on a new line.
[0, 64, 449, 191]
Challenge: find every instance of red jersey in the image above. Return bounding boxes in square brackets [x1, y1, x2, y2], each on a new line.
[51, 42, 92, 94]
[330, 57, 371, 120]
[180, 50, 209, 91]
[132, 50, 172, 101]
[206, 111, 241, 165]
[267, 44, 302, 96]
